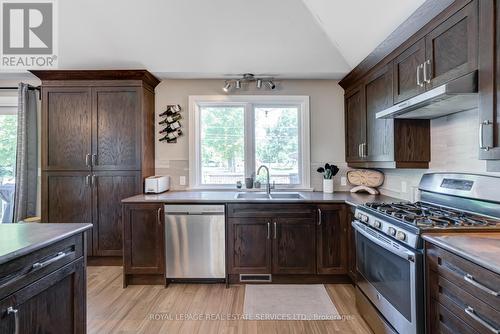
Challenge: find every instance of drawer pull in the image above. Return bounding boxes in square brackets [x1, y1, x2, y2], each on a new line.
[464, 306, 499, 334]
[32, 251, 71, 270]
[464, 274, 499, 296]
[7, 307, 19, 334]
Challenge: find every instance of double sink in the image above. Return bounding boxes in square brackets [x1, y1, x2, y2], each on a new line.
[235, 192, 304, 200]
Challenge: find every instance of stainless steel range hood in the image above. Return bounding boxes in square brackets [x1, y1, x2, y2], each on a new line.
[376, 71, 478, 119]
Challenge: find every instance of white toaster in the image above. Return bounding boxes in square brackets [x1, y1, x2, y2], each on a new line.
[144, 176, 170, 194]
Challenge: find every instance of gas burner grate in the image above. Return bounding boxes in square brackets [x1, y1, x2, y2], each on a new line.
[364, 202, 500, 228]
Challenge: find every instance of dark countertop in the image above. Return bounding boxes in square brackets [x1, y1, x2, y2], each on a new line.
[423, 233, 500, 275]
[0, 223, 92, 265]
[122, 190, 400, 207]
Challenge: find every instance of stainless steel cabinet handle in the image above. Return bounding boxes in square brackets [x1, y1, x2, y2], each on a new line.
[267, 222, 271, 239]
[464, 274, 499, 296]
[85, 154, 91, 167]
[479, 120, 492, 151]
[416, 64, 421, 86]
[318, 208, 322, 226]
[32, 251, 70, 270]
[363, 143, 367, 157]
[7, 306, 19, 334]
[423, 60, 431, 83]
[464, 306, 499, 334]
[86, 175, 91, 187]
[91, 154, 97, 166]
[273, 222, 277, 239]
[157, 208, 162, 226]
[91, 174, 96, 187]
[358, 144, 362, 158]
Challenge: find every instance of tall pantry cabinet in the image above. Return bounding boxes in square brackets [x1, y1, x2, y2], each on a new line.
[31, 70, 159, 261]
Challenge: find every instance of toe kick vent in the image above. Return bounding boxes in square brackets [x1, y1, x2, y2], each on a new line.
[239, 274, 272, 282]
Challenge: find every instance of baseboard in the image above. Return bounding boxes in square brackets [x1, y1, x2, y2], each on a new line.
[228, 274, 352, 284]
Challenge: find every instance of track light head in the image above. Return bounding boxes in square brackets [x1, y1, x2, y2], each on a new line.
[222, 81, 232, 93]
[256, 79, 262, 89]
[265, 80, 276, 90]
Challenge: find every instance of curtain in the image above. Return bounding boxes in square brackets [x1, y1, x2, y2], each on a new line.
[13, 83, 38, 223]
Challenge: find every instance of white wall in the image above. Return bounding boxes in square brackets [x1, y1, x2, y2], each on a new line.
[155, 79, 348, 190]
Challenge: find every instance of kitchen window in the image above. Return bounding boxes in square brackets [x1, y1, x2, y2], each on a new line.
[0, 96, 18, 223]
[189, 95, 310, 189]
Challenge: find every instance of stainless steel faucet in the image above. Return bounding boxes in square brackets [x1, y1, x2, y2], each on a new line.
[257, 165, 273, 195]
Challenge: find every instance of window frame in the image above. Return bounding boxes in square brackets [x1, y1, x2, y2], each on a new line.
[189, 95, 310, 190]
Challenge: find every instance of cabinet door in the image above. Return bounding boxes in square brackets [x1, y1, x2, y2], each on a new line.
[92, 87, 141, 171]
[42, 172, 93, 255]
[272, 217, 316, 274]
[123, 203, 164, 275]
[93, 171, 141, 256]
[425, 0, 478, 89]
[0, 259, 86, 334]
[227, 218, 272, 274]
[42, 87, 92, 171]
[365, 64, 394, 162]
[345, 86, 366, 162]
[478, 0, 500, 160]
[393, 38, 426, 103]
[316, 205, 348, 275]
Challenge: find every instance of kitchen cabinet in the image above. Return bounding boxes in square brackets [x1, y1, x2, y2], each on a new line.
[316, 204, 348, 275]
[227, 203, 349, 283]
[227, 217, 272, 274]
[393, 38, 426, 103]
[0, 225, 89, 334]
[345, 86, 366, 163]
[425, 242, 500, 333]
[122, 203, 165, 287]
[479, 0, 500, 163]
[425, 0, 478, 89]
[34, 70, 159, 260]
[272, 217, 316, 274]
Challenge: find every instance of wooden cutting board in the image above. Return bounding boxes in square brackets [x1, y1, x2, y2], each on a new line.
[347, 169, 384, 187]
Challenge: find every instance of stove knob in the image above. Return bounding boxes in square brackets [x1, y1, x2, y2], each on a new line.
[388, 227, 396, 236]
[374, 220, 382, 229]
[360, 214, 369, 223]
[396, 231, 407, 241]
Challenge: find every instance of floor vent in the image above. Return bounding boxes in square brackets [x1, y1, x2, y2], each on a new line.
[239, 274, 272, 282]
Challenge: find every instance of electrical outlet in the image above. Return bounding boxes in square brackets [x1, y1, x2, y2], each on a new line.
[179, 176, 186, 186]
[341, 177, 347, 186]
[401, 181, 407, 193]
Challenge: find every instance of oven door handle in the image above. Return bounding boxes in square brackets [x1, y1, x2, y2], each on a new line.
[352, 220, 416, 261]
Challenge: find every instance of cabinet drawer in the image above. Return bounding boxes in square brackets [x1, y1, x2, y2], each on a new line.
[426, 243, 500, 311]
[227, 204, 315, 218]
[0, 234, 83, 300]
[430, 301, 479, 334]
[429, 270, 500, 334]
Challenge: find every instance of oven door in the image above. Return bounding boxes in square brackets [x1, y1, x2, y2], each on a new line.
[353, 220, 422, 334]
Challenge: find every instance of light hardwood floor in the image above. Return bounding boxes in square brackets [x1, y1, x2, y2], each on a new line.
[87, 266, 372, 334]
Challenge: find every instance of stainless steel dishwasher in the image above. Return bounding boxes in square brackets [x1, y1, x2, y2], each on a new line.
[164, 205, 225, 280]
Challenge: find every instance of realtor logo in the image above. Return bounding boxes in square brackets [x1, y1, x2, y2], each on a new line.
[0, 0, 58, 69]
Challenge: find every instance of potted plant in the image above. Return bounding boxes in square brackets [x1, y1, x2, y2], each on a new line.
[317, 163, 339, 193]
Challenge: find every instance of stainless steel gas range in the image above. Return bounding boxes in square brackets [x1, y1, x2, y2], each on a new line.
[352, 173, 500, 334]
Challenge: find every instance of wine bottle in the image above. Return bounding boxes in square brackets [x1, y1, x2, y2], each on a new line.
[159, 121, 181, 133]
[159, 129, 182, 142]
[165, 113, 181, 123]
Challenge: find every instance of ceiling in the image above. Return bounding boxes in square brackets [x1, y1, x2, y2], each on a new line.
[7, 0, 425, 80]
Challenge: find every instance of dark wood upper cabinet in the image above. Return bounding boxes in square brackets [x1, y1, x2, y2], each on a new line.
[122, 203, 165, 277]
[316, 205, 347, 275]
[227, 217, 272, 274]
[92, 171, 141, 256]
[479, 0, 500, 163]
[42, 87, 92, 171]
[345, 86, 366, 163]
[92, 87, 142, 171]
[393, 38, 426, 103]
[365, 64, 394, 162]
[425, 0, 478, 89]
[272, 217, 316, 274]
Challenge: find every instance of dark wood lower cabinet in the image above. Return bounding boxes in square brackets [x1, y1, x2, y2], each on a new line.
[227, 217, 272, 274]
[317, 204, 348, 275]
[346, 206, 357, 282]
[272, 217, 316, 274]
[122, 203, 165, 286]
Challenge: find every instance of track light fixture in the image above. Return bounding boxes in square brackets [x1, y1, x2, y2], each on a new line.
[222, 74, 276, 92]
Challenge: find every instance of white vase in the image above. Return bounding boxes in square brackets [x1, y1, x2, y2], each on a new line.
[323, 179, 334, 193]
